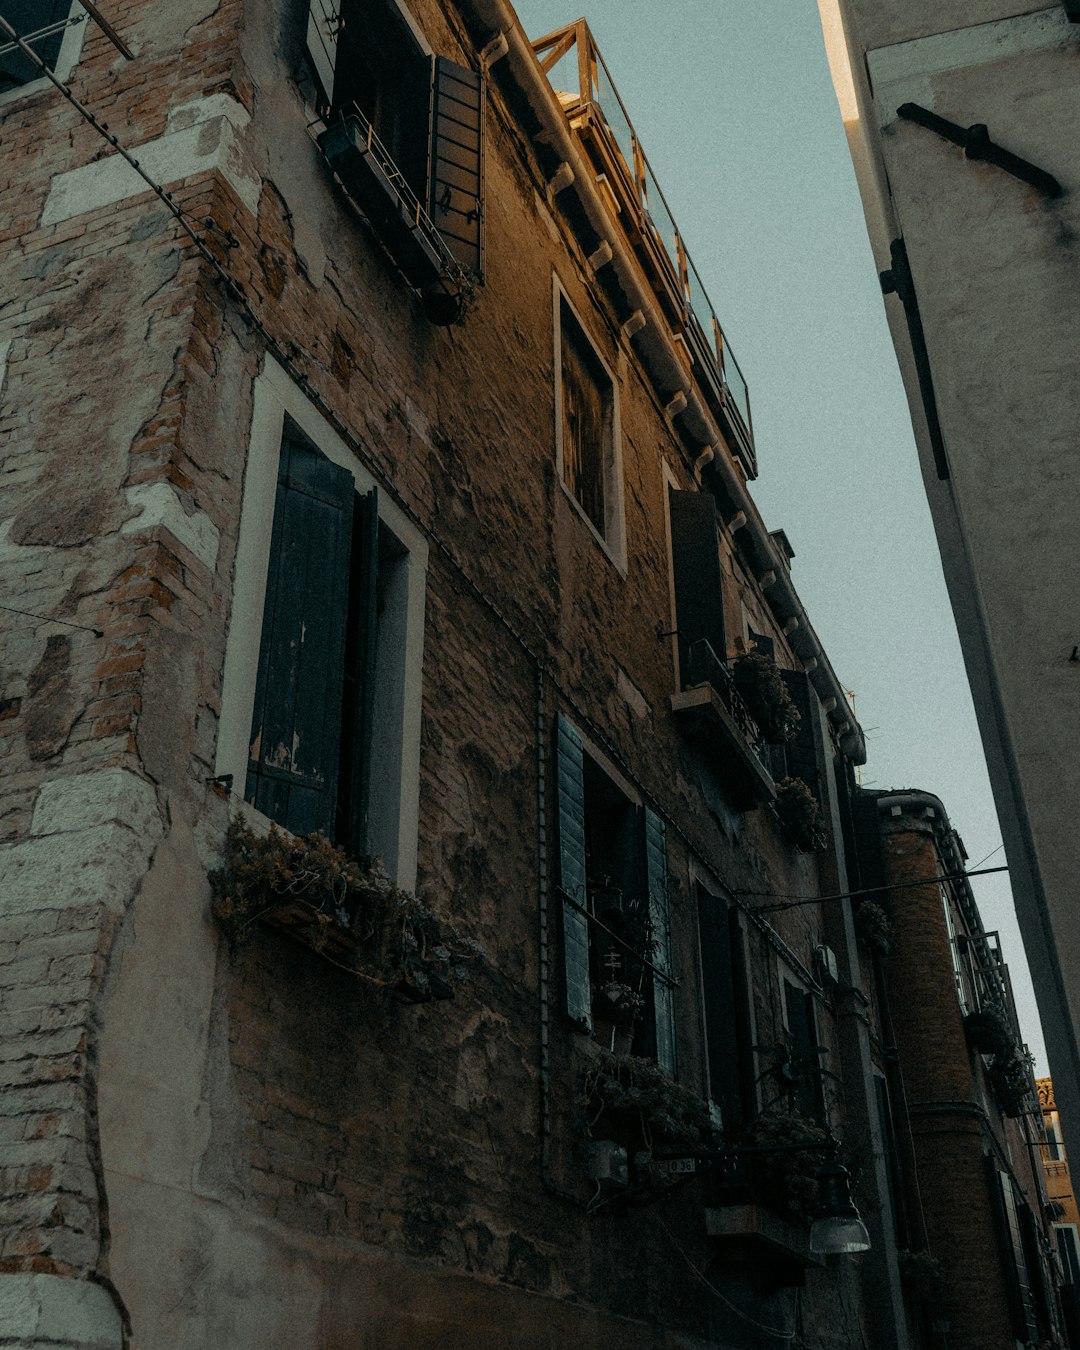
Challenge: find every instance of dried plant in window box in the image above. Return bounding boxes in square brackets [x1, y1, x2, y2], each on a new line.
[854, 899, 894, 956]
[774, 776, 828, 852]
[962, 1003, 1013, 1057]
[209, 818, 482, 1002]
[732, 652, 801, 745]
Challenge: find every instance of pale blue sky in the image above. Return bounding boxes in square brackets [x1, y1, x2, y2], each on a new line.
[513, 0, 1046, 1068]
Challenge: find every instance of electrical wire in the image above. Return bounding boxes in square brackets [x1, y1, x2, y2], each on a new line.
[740, 865, 1010, 914]
[0, 603, 104, 637]
[656, 1215, 798, 1341]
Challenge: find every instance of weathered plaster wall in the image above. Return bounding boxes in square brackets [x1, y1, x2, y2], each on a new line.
[1, 0, 867, 1346]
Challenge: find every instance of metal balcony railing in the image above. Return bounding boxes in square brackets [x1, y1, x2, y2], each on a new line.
[686, 640, 770, 775]
[531, 20, 755, 477]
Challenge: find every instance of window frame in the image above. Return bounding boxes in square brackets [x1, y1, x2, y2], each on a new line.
[552, 277, 626, 573]
[0, 1, 86, 108]
[215, 358, 427, 889]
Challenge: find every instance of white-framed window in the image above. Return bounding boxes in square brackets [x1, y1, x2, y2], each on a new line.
[215, 358, 427, 889]
[0, 2, 86, 105]
[553, 277, 626, 571]
[1057, 1224, 1080, 1286]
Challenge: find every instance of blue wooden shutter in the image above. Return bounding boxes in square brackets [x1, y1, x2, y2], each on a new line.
[645, 808, 676, 1076]
[668, 489, 726, 687]
[338, 488, 378, 858]
[246, 434, 354, 838]
[556, 713, 592, 1032]
[429, 57, 484, 276]
[306, 0, 339, 107]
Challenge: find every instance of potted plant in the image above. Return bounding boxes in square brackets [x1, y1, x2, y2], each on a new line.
[987, 1046, 1032, 1117]
[209, 818, 482, 1002]
[963, 1003, 1013, 1057]
[774, 776, 827, 852]
[732, 652, 801, 744]
[736, 1109, 833, 1224]
[854, 899, 894, 956]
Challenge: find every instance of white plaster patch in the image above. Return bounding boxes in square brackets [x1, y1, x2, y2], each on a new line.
[0, 825, 156, 917]
[31, 766, 162, 841]
[41, 114, 261, 227]
[616, 668, 650, 721]
[869, 7, 1073, 124]
[0, 1272, 123, 1349]
[121, 482, 220, 570]
[167, 92, 251, 134]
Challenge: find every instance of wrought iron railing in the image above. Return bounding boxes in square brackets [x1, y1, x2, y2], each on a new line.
[686, 639, 770, 775]
[531, 20, 755, 473]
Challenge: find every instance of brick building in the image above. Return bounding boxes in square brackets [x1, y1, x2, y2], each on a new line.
[854, 791, 1065, 1350]
[0, 2, 1048, 1348]
[1039, 1076, 1080, 1343]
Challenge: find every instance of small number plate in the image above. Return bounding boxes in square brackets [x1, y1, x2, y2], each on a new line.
[656, 1157, 697, 1176]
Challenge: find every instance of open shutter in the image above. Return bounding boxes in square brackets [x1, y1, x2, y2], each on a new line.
[338, 488, 378, 859]
[246, 434, 353, 838]
[781, 669, 826, 805]
[429, 57, 484, 275]
[989, 1163, 1040, 1341]
[556, 713, 592, 1032]
[306, 0, 340, 107]
[645, 808, 676, 1076]
[668, 489, 726, 688]
[784, 979, 824, 1121]
[698, 890, 745, 1127]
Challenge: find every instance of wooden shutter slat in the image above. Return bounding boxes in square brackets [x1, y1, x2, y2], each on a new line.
[645, 808, 676, 1077]
[669, 489, 726, 686]
[698, 889, 742, 1126]
[246, 434, 354, 839]
[430, 56, 483, 275]
[339, 488, 379, 859]
[556, 714, 592, 1032]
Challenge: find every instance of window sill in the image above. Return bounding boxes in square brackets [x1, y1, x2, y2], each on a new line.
[704, 1204, 823, 1284]
[671, 685, 775, 810]
[557, 475, 627, 576]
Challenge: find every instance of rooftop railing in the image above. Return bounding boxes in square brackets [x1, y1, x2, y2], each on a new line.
[532, 20, 755, 477]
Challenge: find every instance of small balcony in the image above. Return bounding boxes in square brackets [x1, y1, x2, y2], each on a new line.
[531, 21, 755, 478]
[670, 641, 775, 810]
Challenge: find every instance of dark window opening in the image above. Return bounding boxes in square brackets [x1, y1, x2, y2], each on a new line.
[246, 424, 381, 861]
[0, 1, 71, 91]
[555, 714, 675, 1073]
[784, 977, 826, 1123]
[560, 301, 611, 537]
[697, 886, 754, 1133]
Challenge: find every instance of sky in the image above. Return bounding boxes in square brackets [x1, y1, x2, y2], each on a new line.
[512, 0, 1047, 1070]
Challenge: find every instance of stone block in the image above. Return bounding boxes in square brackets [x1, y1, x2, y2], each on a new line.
[0, 1272, 122, 1349]
[30, 769, 161, 843]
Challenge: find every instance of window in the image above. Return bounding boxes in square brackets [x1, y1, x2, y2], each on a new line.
[0, 1, 83, 96]
[216, 360, 427, 888]
[554, 713, 675, 1072]
[1056, 1225, 1080, 1286]
[782, 976, 826, 1122]
[696, 885, 755, 1130]
[554, 286, 625, 566]
[307, 0, 483, 309]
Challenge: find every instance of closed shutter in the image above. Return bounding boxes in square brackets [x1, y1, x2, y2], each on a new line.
[645, 808, 676, 1076]
[668, 489, 725, 688]
[429, 57, 484, 275]
[337, 488, 378, 859]
[781, 669, 826, 804]
[246, 434, 354, 839]
[306, 0, 340, 106]
[556, 713, 592, 1032]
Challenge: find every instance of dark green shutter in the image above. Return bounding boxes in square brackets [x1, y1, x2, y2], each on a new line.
[338, 488, 378, 859]
[645, 808, 676, 1076]
[246, 434, 353, 838]
[668, 489, 725, 688]
[781, 669, 826, 804]
[556, 713, 592, 1032]
[305, 0, 339, 106]
[429, 57, 484, 276]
